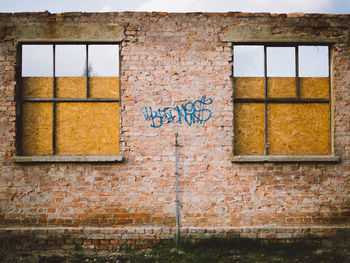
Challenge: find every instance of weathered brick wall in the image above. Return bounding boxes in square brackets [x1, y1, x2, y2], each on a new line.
[0, 12, 349, 249]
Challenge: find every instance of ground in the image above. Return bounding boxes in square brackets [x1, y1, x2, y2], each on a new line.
[1, 238, 349, 263]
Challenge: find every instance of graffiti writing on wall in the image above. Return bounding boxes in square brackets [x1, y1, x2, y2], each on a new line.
[142, 96, 213, 128]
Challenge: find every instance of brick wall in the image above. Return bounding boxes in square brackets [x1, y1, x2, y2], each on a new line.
[0, 11, 349, 249]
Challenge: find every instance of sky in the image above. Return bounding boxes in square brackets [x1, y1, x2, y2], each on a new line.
[0, 0, 349, 14]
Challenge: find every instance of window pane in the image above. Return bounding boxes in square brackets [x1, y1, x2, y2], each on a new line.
[89, 77, 119, 98]
[299, 46, 329, 77]
[300, 77, 329, 99]
[56, 102, 119, 155]
[267, 77, 296, 98]
[234, 103, 265, 155]
[55, 45, 86, 76]
[267, 104, 329, 155]
[22, 77, 53, 98]
[21, 102, 53, 155]
[234, 77, 264, 98]
[56, 77, 86, 98]
[267, 47, 295, 77]
[89, 45, 119, 76]
[22, 45, 53, 77]
[234, 45, 264, 77]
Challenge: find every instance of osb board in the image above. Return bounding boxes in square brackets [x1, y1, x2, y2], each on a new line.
[267, 104, 329, 155]
[234, 103, 264, 155]
[234, 77, 264, 98]
[56, 102, 119, 155]
[300, 77, 329, 99]
[56, 77, 85, 98]
[23, 77, 119, 98]
[22, 77, 53, 98]
[234, 77, 298, 98]
[267, 77, 296, 98]
[21, 102, 52, 155]
[90, 77, 119, 98]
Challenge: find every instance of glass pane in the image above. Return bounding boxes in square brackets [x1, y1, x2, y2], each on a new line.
[22, 45, 53, 77]
[299, 46, 329, 77]
[55, 45, 86, 76]
[267, 47, 295, 77]
[89, 45, 119, 76]
[234, 45, 264, 77]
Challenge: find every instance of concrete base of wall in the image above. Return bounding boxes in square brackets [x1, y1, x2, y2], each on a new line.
[1, 226, 349, 250]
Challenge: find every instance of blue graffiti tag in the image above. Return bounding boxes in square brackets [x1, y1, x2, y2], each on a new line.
[142, 96, 213, 128]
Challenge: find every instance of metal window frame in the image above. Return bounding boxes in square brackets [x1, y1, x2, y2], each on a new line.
[233, 43, 332, 156]
[17, 42, 120, 156]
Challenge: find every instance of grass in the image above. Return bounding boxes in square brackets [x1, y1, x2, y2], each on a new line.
[1, 238, 349, 263]
[122, 238, 349, 263]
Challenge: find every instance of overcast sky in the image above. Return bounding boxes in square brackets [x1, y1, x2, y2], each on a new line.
[1, 0, 349, 14]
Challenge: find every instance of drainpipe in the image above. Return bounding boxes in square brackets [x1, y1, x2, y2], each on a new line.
[175, 132, 180, 249]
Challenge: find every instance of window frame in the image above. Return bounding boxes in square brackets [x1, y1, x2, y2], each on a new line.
[231, 42, 340, 163]
[14, 42, 122, 163]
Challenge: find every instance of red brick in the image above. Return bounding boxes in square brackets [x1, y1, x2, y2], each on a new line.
[0, 11, 349, 248]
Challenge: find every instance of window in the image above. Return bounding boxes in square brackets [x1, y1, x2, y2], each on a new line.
[232, 44, 337, 162]
[17, 43, 120, 160]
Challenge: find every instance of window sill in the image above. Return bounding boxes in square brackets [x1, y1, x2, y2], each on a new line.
[13, 155, 123, 163]
[230, 155, 341, 163]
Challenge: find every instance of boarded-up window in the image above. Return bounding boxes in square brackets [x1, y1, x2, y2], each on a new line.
[233, 44, 330, 156]
[19, 44, 120, 156]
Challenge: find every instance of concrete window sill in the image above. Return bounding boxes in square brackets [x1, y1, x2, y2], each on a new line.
[230, 155, 341, 163]
[13, 155, 123, 163]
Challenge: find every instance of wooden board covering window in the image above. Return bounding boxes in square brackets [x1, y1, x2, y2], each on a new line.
[21, 77, 119, 155]
[234, 103, 264, 155]
[89, 77, 119, 98]
[21, 102, 53, 155]
[267, 77, 296, 98]
[234, 77, 264, 98]
[234, 77, 329, 155]
[234, 77, 329, 99]
[56, 102, 118, 155]
[23, 77, 119, 98]
[22, 77, 53, 98]
[300, 77, 329, 99]
[56, 77, 85, 98]
[267, 103, 329, 155]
